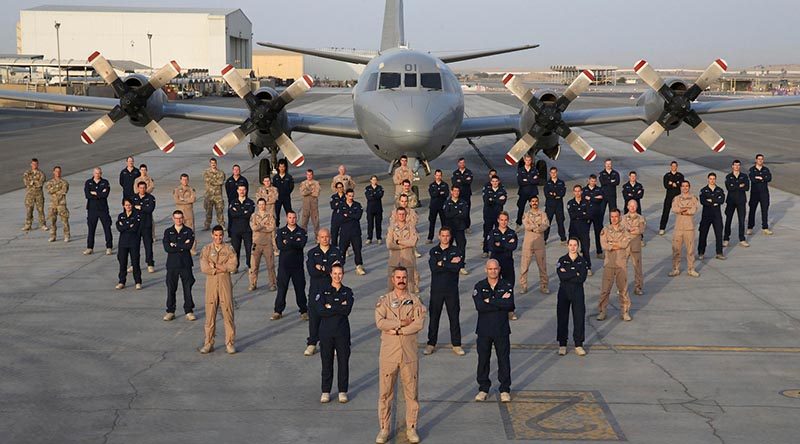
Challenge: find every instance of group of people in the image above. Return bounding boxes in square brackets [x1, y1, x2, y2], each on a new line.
[19, 151, 774, 444]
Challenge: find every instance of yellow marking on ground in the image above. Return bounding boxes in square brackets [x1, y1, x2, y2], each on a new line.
[501, 391, 625, 441]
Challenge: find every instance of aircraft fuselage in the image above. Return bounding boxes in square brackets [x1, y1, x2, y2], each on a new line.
[352, 48, 464, 169]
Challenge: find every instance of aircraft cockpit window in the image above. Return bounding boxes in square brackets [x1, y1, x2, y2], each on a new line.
[365, 72, 379, 91]
[379, 72, 401, 90]
[404, 73, 418, 88]
[421, 73, 442, 90]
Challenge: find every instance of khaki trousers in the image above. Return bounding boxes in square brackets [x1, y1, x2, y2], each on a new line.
[204, 277, 235, 347]
[672, 230, 695, 271]
[378, 360, 419, 431]
[250, 243, 276, 287]
[301, 197, 320, 234]
[598, 266, 630, 314]
[519, 248, 548, 289]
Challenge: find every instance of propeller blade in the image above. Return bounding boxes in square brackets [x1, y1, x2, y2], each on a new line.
[212, 128, 247, 156]
[561, 70, 595, 104]
[633, 59, 666, 91]
[563, 131, 597, 161]
[221, 64, 252, 99]
[272, 75, 314, 110]
[502, 73, 541, 113]
[632, 121, 666, 153]
[691, 120, 726, 152]
[148, 60, 182, 90]
[686, 59, 727, 101]
[275, 133, 306, 167]
[80, 105, 126, 144]
[504, 133, 538, 166]
[144, 120, 175, 153]
[87, 51, 126, 96]
[694, 59, 727, 91]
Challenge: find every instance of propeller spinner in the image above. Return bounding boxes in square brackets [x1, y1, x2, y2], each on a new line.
[213, 65, 313, 167]
[81, 51, 180, 153]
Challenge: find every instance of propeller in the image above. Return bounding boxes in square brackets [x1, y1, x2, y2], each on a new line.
[213, 65, 313, 167]
[632, 59, 728, 153]
[81, 51, 180, 153]
[502, 70, 597, 164]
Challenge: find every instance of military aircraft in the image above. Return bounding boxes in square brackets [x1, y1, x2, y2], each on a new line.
[2, 0, 800, 181]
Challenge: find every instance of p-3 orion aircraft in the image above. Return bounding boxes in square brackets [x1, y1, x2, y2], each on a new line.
[2, 0, 800, 180]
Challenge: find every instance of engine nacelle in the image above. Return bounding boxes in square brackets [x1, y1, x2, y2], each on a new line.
[636, 78, 688, 131]
[121, 73, 166, 125]
[517, 89, 561, 160]
[249, 87, 290, 152]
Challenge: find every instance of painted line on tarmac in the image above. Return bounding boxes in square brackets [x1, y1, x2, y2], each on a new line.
[419, 343, 800, 353]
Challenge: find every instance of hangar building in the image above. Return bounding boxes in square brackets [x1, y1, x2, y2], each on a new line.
[17, 5, 252, 73]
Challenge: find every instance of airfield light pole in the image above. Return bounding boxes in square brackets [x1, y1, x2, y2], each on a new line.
[147, 33, 153, 75]
[54, 21, 62, 88]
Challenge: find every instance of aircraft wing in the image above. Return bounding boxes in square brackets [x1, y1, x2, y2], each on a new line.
[287, 113, 362, 139]
[0, 90, 119, 111]
[563, 96, 800, 127]
[0, 90, 361, 138]
[456, 114, 520, 138]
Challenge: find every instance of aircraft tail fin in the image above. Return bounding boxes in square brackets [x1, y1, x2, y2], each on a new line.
[439, 44, 540, 64]
[380, 0, 406, 52]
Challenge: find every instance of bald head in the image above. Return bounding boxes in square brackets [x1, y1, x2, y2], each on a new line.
[317, 228, 331, 247]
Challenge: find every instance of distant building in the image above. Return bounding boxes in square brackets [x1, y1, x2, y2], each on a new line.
[18, 5, 252, 73]
[550, 65, 618, 85]
[252, 50, 303, 81]
[251, 47, 373, 82]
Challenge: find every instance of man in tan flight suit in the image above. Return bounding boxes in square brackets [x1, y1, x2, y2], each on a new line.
[392, 193, 422, 259]
[134, 164, 155, 195]
[395, 179, 419, 208]
[392, 155, 414, 197]
[670, 181, 700, 278]
[203, 158, 226, 230]
[45, 165, 69, 242]
[331, 165, 356, 193]
[22, 158, 47, 232]
[520, 196, 550, 294]
[299, 169, 321, 235]
[597, 209, 632, 321]
[173, 173, 197, 253]
[199, 225, 238, 354]
[387, 207, 419, 293]
[250, 198, 277, 291]
[256, 175, 280, 255]
[622, 199, 646, 295]
[374, 266, 427, 444]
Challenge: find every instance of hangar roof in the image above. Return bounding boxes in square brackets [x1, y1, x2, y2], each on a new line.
[24, 5, 240, 16]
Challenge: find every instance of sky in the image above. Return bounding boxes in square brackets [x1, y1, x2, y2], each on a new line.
[2, 0, 795, 70]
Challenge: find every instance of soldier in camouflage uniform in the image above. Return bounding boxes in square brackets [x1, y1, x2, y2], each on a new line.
[45, 165, 70, 242]
[22, 158, 47, 232]
[203, 158, 226, 231]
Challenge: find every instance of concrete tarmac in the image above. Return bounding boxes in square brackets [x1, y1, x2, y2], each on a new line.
[1, 93, 799, 444]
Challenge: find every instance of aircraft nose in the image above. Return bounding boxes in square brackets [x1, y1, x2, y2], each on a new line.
[385, 97, 440, 150]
